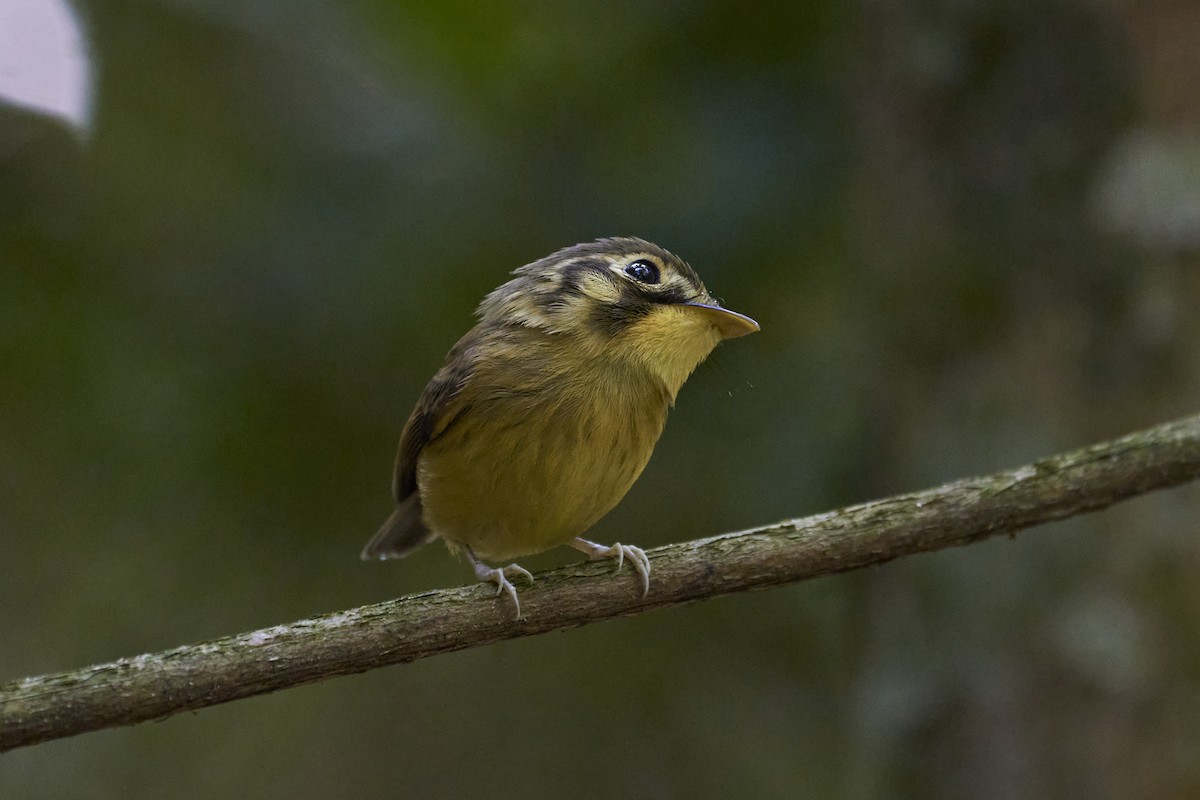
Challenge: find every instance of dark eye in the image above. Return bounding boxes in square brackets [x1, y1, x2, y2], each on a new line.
[624, 259, 660, 284]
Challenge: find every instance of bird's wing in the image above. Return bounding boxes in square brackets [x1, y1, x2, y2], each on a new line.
[361, 338, 478, 561]
[392, 339, 477, 503]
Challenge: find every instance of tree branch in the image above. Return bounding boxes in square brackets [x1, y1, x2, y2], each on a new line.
[3, 414, 1200, 751]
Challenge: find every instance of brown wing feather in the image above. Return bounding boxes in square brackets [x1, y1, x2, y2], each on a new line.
[361, 334, 478, 560]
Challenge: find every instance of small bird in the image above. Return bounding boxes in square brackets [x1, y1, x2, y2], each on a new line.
[362, 237, 758, 616]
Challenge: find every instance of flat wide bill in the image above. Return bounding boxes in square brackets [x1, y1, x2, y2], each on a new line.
[684, 303, 761, 339]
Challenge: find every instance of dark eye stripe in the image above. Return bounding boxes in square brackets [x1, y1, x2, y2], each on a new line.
[646, 285, 688, 305]
[587, 296, 652, 336]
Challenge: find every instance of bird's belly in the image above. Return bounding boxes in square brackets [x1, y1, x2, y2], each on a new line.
[417, 395, 664, 562]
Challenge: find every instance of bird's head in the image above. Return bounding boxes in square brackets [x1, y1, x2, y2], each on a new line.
[478, 237, 759, 395]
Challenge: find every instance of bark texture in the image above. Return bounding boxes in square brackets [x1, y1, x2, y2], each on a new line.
[3, 414, 1199, 751]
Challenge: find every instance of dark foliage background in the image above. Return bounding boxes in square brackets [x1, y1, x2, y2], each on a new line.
[2, 1, 1199, 797]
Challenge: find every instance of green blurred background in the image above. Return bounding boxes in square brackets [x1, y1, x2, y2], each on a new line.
[3, 1, 1199, 797]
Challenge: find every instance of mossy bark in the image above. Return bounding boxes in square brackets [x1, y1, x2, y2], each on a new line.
[3, 414, 1199, 752]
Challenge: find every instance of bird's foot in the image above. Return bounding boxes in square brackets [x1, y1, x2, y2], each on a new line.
[570, 538, 650, 597]
[469, 555, 534, 618]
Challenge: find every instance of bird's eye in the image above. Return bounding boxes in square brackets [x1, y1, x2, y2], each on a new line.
[624, 259, 660, 284]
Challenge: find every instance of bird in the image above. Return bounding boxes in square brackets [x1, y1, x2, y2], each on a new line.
[362, 237, 759, 617]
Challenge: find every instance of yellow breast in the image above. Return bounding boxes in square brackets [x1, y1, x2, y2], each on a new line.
[417, 354, 671, 561]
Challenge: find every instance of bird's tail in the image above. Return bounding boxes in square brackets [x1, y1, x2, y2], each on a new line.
[360, 495, 436, 560]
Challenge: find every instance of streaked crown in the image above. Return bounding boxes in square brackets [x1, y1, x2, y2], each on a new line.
[478, 237, 720, 336]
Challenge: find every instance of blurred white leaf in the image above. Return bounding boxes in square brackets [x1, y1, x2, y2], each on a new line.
[0, 0, 91, 130]
[1096, 130, 1200, 253]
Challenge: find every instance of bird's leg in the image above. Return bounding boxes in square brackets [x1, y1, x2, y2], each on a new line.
[569, 538, 650, 597]
[464, 547, 534, 618]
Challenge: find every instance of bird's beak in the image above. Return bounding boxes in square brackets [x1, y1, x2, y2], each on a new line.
[683, 303, 760, 339]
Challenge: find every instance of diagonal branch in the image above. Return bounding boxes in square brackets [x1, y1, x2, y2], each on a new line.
[3, 414, 1200, 751]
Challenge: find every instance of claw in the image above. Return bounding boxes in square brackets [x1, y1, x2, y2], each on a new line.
[466, 549, 533, 619]
[569, 538, 651, 597]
